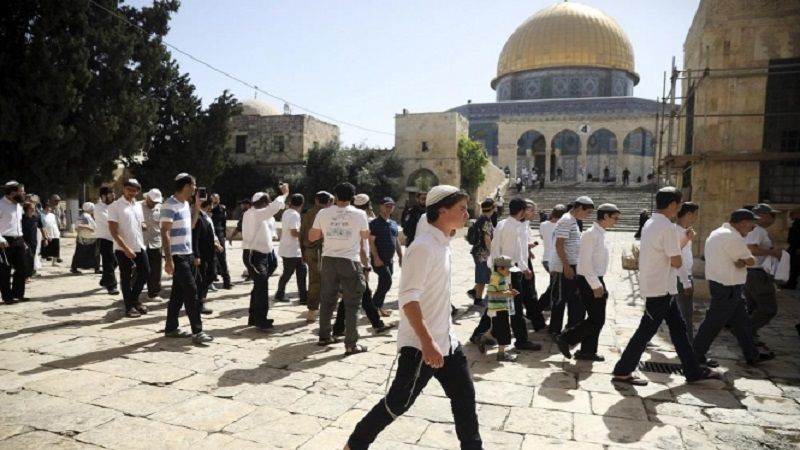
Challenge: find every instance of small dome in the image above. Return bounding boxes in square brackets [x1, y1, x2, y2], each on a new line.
[494, 2, 637, 88]
[241, 99, 281, 116]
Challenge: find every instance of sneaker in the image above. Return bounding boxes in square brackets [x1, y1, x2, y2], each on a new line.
[373, 323, 395, 334]
[515, 341, 542, 351]
[553, 334, 572, 358]
[467, 289, 476, 300]
[192, 331, 213, 345]
[165, 329, 191, 338]
[698, 357, 720, 368]
[208, 284, 217, 292]
[134, 304, 149, 315]
[497, 352, 518, 362]
[574, 352, 605, 362]
[125, 308, 141, 318]
[477, 336, 488, 354]
[747, 352, 776, 366]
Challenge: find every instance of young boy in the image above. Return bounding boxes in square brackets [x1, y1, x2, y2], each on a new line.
[479, 255, 520, 362]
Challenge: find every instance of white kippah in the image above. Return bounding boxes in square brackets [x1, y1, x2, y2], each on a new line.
[353, 194, 370, 207]
[575, 195, 594, 206]
[425, 185, 460, 207]
[251, 192, 267, 203]
[174, 172, 191, 181]
[3, 180, 19, 188]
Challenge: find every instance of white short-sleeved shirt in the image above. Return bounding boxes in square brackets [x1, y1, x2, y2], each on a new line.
[160, 196, 193, 256]
[94, 201, 112, 240]
[539, 220, 557, 263]
[0, 197, 23, 243]
[107, 197, 144, 253]
[397, 227, 458, 353]
[576, 223, 608, 290]
[312, 205, 369, 262]
[745, 225, 771, 268]
[676, 225, 694, 287]
[552, 212, 580, 272]
[43, 212, 60, 240]
[490, 218, 529, 272]
[639, 213, 682, 298]
[705, 223, 753, 286]
[242, 197, 285, 254]
[278, 208, 302, 258]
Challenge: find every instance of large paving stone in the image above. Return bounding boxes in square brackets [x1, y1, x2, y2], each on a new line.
[23, 369, 139, 402]
[0, 390, 120, 434]
[590, 392, 647, 420]
[83, 357, 194, 384]
[740, 394, 800, 415]
[76, 416, 206, 449]
[475, 380, 534, 407]
[504, 406, 572, 439]
[285, 393, 359, 420]
[573, 413, 682, 448]
[149, 394, 256, 432]
[532, 387, 592, 414]
[521, 434, 604, 450]
[0, 431, 100, 450]
[91, 384, 196, 416]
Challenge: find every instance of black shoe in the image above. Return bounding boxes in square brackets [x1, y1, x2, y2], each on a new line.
[201, 306, 213, 315]
[108, 288, 120, 295]
[223, 284, 233, 290]
[298, 299, 308, 305]
[515, 341, 543, 351]
[373, 323, 395, 334]
[467, 289, 476, 300]
[574, 352, 605, 362]
[699, 358, 720, 368]
[747, 352, 776, 366]
[165, 329, 192, 338]
[553, 334, 572, 358]
[134, 304, 149, 315]
[3, 299, 17, 305]
[15, 297, 30, 302]
[125, 308, 141, 318]
[332, 331, 345, 338]
[70, 269, 81, 275]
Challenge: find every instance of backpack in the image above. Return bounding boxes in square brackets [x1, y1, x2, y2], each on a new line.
[466, 220, 480, 246]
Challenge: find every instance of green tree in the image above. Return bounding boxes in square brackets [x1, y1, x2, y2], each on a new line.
[0, 0, 181, 195]
[457, 136, 488, 193]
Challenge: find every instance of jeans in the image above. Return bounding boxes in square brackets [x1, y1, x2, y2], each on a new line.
[319, 256, 365, 347]
[744, 268, 777, 332]
[165, 254, 202, 334]
[676, 277, 694, 341]
[115, 250, 149, 310]
[613, 295, 703, 381]
[549, 265, 585, 334]
[372, 262, 393, 308]
[693, 282, 758, 361]
[98, 238, 117, 290]
[275, 257, 307, 301]
[560, 276, 607, 355]
[0, 236, 27, 301]
[146, 248, 162, 297]
[347, 345, 482, 450]
[246, 250, 271, 327]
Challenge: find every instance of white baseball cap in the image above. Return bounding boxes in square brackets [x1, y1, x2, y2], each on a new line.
[145, 188, 163, 203]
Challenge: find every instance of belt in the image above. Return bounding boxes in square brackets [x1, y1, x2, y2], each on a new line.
[1, 235, 22, 241]
[747, 267, 765, 272]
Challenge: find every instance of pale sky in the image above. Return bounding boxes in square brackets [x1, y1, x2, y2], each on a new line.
[125, 0, 701, 148]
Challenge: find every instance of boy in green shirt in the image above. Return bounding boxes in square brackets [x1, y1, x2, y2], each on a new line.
[479, 255, 519, 361]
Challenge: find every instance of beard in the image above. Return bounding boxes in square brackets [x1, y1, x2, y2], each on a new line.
[13, 193, 24, 203]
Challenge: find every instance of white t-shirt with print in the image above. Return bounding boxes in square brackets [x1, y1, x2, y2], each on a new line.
[312, 205, 369, 262]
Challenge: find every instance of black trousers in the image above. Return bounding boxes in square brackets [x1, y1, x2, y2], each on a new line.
[246, 250, 271, 327]
[214, 228, 230, 286]
[0, 236, 27, 302]
[560, 276, 607, 355]
[548, 265, 585, 334]
[146, 248, 162, 297]
[276, 256, 307, 301]
[693, 282, 758, 362]
[196, 258, 216, 302]
[490, 311, 512, 346]
[98, 238, 117, 290]
[471, 272, 531, 346]
[371, 262, 393, 308]
[115, 250, 149, 310]
[348, 345, 482, 450]
[334, 281, 385, 333]
[521, 262, 546, 330]
[165, 254, 202, 334]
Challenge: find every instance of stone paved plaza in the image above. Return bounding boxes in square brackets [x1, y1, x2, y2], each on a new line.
[0, 232, 799, 449]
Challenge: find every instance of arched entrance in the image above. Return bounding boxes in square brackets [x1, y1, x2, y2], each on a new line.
[551, 130, 581, 181]
[623, 128, 655, 182]
[516, 130, 546, 177]
[406, 168, 439, 193]
[587, 128, 618, 182]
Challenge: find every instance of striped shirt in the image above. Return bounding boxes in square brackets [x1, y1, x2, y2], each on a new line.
[486, 271, 514, 316]
[159, 196, 192, 255]
[552, 212, 580, 272]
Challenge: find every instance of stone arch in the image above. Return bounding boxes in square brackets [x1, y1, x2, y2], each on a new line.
[551, 129, 581, 181]
[622, 128, 655, 183]
[587, 128, 618, 181]
[406, 168, 439, 193]
[516, 130, 546, 176]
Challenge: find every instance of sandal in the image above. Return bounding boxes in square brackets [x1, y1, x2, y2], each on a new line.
[317, 337, 340, 346]
[612, 375, 649, 386]
[344, 344, 368, 356]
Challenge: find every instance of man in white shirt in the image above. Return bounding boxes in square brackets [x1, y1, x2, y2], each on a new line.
[675, 202, 699, 340]
[141, 188, 163, 299]
[275, 193, 307, 304]
[555, 204, 619, 361]
[95, 186, 119, 295]
[537, 204, 566, 311]
[470, 198, 542, 351]
[0, 181, 27, 304]
[549, 196, 594, 335]
[108, 178, 150, 318]
[521, 199, 547, 331]
[242, 185, 288, 330]
[613, 187, 719, 385]
[694, 209, 775, 367]
[745, 203, 784, 338]
[310, 182, 369, 355]
[345, 185, 482, 450]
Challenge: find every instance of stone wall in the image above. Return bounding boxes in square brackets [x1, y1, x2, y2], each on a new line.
[680, 0, 800, 252]
[474, 163, 507, 213]
[395, 112, 465, 192]
[229, 114, 339, 167]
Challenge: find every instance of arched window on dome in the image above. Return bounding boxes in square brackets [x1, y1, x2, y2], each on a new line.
[516, 130, 546, 177]
[587, 129, 618, 181]
[623, 128, 655, 156]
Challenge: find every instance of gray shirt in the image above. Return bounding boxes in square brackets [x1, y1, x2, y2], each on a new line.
[140, 202, 161, 250]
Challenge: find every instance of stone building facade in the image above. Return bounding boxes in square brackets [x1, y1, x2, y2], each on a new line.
[229, 99, 339, 176]
[395, 112, 465, 193]
[672, 0, 800, 246]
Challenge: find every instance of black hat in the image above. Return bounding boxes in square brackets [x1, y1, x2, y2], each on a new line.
[730, 209, 759, 223]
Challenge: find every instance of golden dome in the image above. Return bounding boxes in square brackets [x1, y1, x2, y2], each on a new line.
[493, 2, 637, 87]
